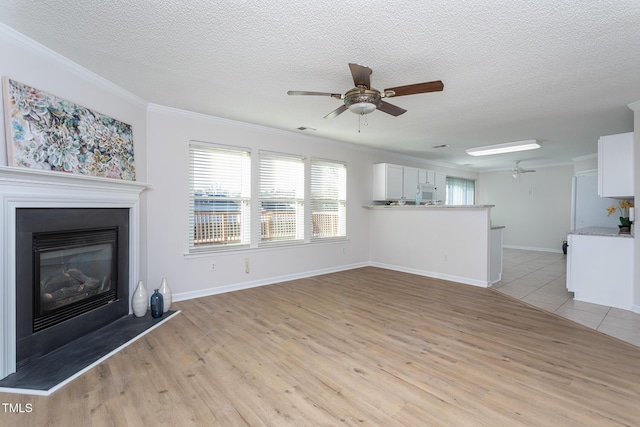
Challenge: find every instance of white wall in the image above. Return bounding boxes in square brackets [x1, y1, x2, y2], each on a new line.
[145, 105, 378, 299]
[478, 165, 574, 252]
[0, 25, 148, 173]
[144, 105, 485, 299]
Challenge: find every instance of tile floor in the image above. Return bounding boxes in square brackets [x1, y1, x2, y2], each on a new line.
[492, 248, 640, 347]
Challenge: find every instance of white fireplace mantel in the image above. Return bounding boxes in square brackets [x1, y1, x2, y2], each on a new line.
[0, 166, 149, 380]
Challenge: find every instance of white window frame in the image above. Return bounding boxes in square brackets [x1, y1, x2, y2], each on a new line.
[310, 158, 347, 241]
[258, 151, 305, 245]
[188, 141, 251, 252]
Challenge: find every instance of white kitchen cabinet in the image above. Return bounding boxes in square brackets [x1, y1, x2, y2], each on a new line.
[419, 169, 436, 185]
[598, 132, 634, 198]
[434, 172, 446, 202]
[402, 167, 420, 200]
[372, 163, 404, 201]
[566, 231, 634, 310]
[373, 163, 445, 202]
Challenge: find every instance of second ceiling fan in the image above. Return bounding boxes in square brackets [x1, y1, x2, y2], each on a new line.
[288, 63, 444, 119]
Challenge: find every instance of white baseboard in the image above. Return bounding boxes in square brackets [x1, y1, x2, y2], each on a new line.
[173, 260, 492, 304]
[368, 262, 490, 288]
[503, 245, 564, 254]
[172, 262, 369, 302]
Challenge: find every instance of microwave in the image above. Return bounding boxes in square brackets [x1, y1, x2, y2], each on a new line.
[418, 183, 436, 203]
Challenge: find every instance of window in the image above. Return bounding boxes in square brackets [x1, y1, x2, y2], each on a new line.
[446, 176, 475, 205]
[311, 159, 347, 239]
[259, 151, 304, 244]
[188, 141, 251, 250]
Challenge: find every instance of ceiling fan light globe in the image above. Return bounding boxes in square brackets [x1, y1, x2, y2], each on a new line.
[348, 102, 377, 115]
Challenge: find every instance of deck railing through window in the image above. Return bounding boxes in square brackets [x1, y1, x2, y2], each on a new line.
[193, 211, 242, 245]
[193, 211, 339, 245]
[260, 211, 297, 241]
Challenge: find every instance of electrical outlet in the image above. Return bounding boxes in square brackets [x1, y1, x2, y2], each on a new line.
[210, 263, 216, 271]
[244, 258, 250, 274]
[444, 253, 448, 261]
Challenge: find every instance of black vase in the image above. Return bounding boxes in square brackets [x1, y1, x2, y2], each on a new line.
[618, 225, 631, 234]
[150, 289, 164, 318]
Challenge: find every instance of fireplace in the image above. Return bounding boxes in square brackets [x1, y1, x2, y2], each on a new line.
[16, 208, 130, 367]
[0, 166, 147, 381]
[34, 227, 118, 332]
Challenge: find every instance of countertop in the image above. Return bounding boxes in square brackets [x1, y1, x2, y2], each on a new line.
[569, 227, 634, 238]
[363, 204, 495, 210]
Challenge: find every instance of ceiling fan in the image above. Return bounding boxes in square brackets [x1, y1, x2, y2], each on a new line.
[505, 161, 536, 178]
[287, 63, 444, 119]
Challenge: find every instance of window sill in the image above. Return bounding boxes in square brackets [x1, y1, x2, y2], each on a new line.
[183, 237, 349, 258]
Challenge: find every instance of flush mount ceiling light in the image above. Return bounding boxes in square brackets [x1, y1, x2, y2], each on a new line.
[465, 140, 541, 156]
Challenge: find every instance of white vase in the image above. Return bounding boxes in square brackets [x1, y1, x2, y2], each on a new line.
[159, 277, 172, 311]
[132, 280, 148, 317]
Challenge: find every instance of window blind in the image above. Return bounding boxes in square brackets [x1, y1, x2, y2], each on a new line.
[259, 151, 305, 244]
[446, 176, 475, 205]
[311, 159, 347, 239]
[188, 141, 251, 250]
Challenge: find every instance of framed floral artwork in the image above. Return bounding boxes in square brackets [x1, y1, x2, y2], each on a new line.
[2, 77, 136, 180]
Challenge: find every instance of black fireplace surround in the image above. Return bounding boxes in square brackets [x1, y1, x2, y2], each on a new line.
[16, 208, 130, 367]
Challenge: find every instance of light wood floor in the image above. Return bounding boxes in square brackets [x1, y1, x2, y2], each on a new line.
[2, 267, 640, 426]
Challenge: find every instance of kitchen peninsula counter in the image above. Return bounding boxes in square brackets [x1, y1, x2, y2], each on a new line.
[364, 204, 502, 287]
[569, 227, 633, 238]
[363, 204, 495, 209]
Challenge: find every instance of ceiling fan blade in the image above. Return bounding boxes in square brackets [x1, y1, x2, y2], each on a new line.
[377, 101, 407, 116]
[324, 104, 348, 119]
[288, 90, 342, 99]
[348, 63, 372, 89]
[384, 80, 444, 97]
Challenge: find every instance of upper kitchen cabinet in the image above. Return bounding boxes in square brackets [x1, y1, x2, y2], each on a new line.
[598, 132, 634, 198]
[419, 169, 436, 186]
[372, 163, 422, 201]
[402, 167, 420, 199]
[373, 163, 404, 201]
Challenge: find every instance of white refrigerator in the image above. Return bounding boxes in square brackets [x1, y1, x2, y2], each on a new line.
[571, 172, 620, 230]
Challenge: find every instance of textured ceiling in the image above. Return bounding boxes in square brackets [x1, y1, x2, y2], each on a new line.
[1, 0, 639, 170]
